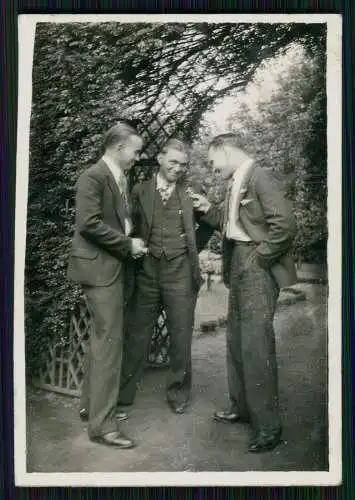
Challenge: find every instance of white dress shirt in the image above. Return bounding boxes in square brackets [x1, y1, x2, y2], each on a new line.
[225, 159, 253, 242]
[156, 172, 176, 203]
[102, 155, 132, 236]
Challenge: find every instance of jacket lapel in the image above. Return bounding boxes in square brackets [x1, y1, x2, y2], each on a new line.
[176, 183, 195, 244]
[234, 160, 258, 212]
[139, 176, 157, 232]
[176, 183, 202, 289]
[101, 160, 127, 227]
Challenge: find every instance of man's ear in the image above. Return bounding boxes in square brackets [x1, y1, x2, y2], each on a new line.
[157, 153, 163, 166]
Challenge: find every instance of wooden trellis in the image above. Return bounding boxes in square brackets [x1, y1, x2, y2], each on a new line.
[30, 22, 325, 397]
[33, 121, 217, 396]
[34, 161, 177, 395]
[33, 25, 233, 396]
[35, 298, 171, 397]
[147, 307, 170, 367]
[34, 298, 91, 397]
[34, 155, 215, 395]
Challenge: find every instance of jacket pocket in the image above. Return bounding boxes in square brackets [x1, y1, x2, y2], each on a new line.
[240, 197, 255, 206]
[241, 199, 264, 223]
[71, 248, 99, 260]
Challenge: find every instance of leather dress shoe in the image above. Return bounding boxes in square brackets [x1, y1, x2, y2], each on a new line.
[248, 429, 282, 453]
[79, 408, 89, 422]
[168, 401, 187, 414]
[115, 411, 128, 422]
[213, 409, 250, 424]
[91, 431, 135, 449]
[80, 408, 128, 422]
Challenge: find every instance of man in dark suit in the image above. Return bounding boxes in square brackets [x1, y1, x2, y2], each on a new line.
[192, 133, 297, 453]
[119, 139, 203, 414]
[67, 122, 147, 448]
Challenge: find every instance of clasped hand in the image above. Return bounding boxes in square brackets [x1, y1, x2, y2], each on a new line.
[131, 238, 148, 259]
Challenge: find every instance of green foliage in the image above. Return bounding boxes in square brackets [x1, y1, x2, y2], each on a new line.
[26, 24, 127, 377]
[230, 45, 327, 262]
[26, 22, 325, 377]
[189, 41, 327, 261]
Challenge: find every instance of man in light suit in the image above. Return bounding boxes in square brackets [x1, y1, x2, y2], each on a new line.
[67, 122, 147, 448]
[119, 139, 203, 414]
[192, 133, 297, 453]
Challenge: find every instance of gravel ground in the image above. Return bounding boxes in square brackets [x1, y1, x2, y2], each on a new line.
[26, 283, 328, 473]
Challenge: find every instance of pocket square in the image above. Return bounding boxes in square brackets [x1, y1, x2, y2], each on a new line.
[240, 198, 254, 206]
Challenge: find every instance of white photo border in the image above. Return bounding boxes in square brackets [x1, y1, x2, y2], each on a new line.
[14, 13, 342, 487]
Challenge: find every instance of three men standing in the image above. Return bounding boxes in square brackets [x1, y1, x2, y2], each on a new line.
[192, 133, 297, 452]
[119, 139, 203, 414]
[67, 122, 147, 448]
[68, 125, 297, 454]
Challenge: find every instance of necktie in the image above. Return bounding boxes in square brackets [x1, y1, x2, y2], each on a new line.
[222, 180, 233, 235]
[117, 175, 130, 215]
[116, 174, 133, 236]
[158, 183, 173, 204]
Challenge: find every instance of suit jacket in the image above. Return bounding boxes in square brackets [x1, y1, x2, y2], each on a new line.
[67, 159, 133, 287]
[201, 163, 297, 289]
[131, 176, 203, 291]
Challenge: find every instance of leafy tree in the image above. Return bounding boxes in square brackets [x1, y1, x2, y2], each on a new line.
[26, 22, 325, 377]
[187, 41, 327, 262]
[226, 43, 327, 262]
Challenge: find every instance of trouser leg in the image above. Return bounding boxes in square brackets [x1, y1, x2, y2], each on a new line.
[228, 243, 280, 433]
[226, 282, 249, 418]
[83, 277, 124, 439]
[161, 254, 197, 405]
[79, 345, 90, 411]
[119, 255, 161, 404]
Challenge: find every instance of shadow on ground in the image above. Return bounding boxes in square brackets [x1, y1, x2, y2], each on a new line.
[26, 283, 328, 472]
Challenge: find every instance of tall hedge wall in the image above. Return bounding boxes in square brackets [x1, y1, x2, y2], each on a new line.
[25, 22, 326, 378]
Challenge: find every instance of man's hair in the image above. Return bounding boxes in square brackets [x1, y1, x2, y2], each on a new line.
[159, 138, 190, 155]
[208, 133, 245, 152]
[103, 121, 141, 150]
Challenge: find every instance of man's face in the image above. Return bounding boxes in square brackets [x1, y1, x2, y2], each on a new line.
[158, 148, 189, 183]
[208, 146, 236, 180]
[117, 134, 143, 171]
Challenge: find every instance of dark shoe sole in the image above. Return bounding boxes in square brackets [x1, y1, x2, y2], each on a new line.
[81, 411, 128, 423]
[248, 438, 282, 453]
[172, 407, 186, 414]
[213, 413, 251, 424]
[116, 413, 129, 422]
[91, 437, 136, 449]
[79, 409, 89, 422]
[213, 414, 240, 424]
[168, 403, 187, 414]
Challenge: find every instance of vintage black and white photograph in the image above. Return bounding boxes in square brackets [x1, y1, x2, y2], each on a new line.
[14, 14, 341, 486]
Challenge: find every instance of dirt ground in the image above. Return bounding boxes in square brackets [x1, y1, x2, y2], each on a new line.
[26, 282, 328, 472]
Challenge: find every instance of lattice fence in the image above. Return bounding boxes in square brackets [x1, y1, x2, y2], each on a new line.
[34, 297, 171, 397]
[34, 298, 91, 397]
[34, 150, 215, 395]
[35, 150, 173, 395]
[32, 24, 239, 396]
[147, 307, 170, 367]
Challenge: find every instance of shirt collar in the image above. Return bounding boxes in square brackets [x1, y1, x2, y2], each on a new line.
[102, 155, 124, 181]
[232, 158, 254, 180]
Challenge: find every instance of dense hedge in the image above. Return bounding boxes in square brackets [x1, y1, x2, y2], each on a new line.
[26, 22, 326, 378]
[26, 24, 126, 376]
